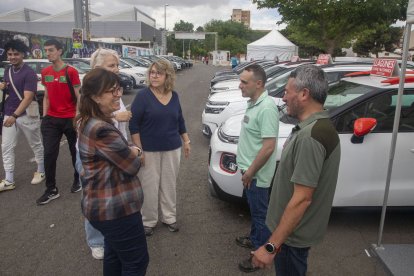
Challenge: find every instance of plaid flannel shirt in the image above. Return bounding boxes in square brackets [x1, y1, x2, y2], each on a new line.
[79, 118, 143, 221]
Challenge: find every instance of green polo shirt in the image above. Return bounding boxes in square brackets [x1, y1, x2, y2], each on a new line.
[236, 91, 279, 188]
[266, 110, 341, 247]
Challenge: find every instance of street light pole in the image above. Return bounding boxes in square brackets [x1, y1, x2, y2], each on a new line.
[164, 4, 168, 55]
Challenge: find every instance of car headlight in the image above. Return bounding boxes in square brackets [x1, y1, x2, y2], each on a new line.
[220, 152, 238, 174]
[204, 101, 229, 114]
[205, 106, 226, 114]
[135, 73, 144, 77]
[218, 126, 239, 144]
[207, 101, 229, 106]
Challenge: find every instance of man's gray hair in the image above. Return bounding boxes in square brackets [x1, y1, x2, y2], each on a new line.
[90, 48, 119, 69]
[289, 64, 328, 104]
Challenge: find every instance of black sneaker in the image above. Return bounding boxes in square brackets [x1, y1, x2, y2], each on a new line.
[71, 180, 82, 193]
[36, 189, 60, 205]
[236, 236, 254, 250]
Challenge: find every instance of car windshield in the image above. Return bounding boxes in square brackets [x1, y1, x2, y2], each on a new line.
[69, 63, 88, 74]
[137, 58, 151, 66]
[123, 58, 141, 67]
[119, 60, 132, 69]
[279, 81, 376, 124]
[68, 61, 91, 72]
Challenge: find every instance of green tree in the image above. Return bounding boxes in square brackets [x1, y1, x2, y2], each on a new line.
[253, 0, 408, 55]
[353, 25, 403, 57]
[202, 20, 267, 54]
[173, 20, 194, 32]
[219, 35, 249, 55]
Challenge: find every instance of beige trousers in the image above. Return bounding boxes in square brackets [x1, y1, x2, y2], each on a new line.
[138, 148, 181, 227]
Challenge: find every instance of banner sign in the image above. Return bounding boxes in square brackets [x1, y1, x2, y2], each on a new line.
[371, 59, 399, 77]
[72, 29, 83, 49]
[174, 32, 206, 40]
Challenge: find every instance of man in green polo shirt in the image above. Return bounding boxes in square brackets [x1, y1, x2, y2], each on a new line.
[251, 65, 341, 276]
[235, 64, 279, 273]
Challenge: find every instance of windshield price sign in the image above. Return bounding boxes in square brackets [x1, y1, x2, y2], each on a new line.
[371, 59, 399, 77]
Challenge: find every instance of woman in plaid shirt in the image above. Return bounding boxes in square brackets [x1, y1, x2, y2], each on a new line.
[77, 68, 148, 275]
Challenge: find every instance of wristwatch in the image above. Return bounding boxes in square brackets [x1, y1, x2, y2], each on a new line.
[11, 113, 19, 119]
[265, 242, 280, 254]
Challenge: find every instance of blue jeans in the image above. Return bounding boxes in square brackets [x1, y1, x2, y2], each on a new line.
[90, 212, 149, 276]
[274, 244, 310, 276]
[76, 150, 104, 249]
[85, 219, 104, 248]
[244, 179, 271, 249]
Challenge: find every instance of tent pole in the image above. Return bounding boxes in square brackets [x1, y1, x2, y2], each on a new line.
[375, 23, 412, 249]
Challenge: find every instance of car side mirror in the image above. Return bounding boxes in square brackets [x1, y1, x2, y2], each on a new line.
[351, 118, 377, 144]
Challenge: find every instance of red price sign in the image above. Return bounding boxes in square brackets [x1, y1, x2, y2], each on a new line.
[371, 59, 398, 77]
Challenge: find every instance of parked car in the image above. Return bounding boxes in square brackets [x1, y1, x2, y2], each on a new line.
[118, 59, 147, 88]
[202, 63, 372, 137]
[122, 57, 150, 68]
[210, 62, 312, 95]
[64, 58, 135, 90]
[208, 72, 414, 206]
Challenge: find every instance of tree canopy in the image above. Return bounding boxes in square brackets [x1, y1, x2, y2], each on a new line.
[167, 19, 267, 57]
[353, 25, 403, 57]
[174, 20, 194, 32]
[253, 0, 408, 54]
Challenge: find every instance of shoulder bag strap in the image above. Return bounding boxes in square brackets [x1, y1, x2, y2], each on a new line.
[65, 66, 77, 104]
[8, 68, 23, 101]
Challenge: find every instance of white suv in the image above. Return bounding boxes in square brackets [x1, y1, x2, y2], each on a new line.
[208, 73, 414, 206]
[202, 64, 373, 137]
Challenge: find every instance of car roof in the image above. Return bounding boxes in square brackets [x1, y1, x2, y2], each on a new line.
[342, 75, 414, 89]
[23, 59, 50, 62]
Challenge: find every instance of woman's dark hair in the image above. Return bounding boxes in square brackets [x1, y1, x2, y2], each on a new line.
[4, 39, 29, 57]
[76, 68, 120, 131]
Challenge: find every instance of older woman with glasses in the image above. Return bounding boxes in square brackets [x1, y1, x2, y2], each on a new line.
[78, 48, 132, 260]
[129, 59, 191, 236]
[77, 68, 148, 275]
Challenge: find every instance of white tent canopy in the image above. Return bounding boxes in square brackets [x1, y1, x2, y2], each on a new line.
[246, 29, 298, 61]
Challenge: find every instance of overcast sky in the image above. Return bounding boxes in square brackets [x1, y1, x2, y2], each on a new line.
[1, 0, 283, 30]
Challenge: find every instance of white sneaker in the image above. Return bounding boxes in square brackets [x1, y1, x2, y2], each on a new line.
[31, 172, 45, 185]
[91, 247, 104, 260]
[0, 179, 15, 192]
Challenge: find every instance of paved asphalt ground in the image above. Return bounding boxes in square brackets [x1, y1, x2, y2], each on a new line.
[0, 63, 413, 275]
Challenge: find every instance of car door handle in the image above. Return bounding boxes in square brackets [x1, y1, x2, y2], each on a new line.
[411, 149, 414, 153]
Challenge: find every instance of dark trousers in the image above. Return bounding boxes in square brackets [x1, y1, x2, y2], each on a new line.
[41, 115, 78, 191]
[274, 244, 310, 276]
[244, 179, 271, 249]
[90, 212, 149, 276]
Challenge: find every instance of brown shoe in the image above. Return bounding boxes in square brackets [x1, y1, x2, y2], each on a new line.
[238, 256, 260, 273]
[236, 236, 254, 250]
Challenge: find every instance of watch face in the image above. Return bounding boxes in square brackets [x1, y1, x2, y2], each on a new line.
[265, 243, 275, 254]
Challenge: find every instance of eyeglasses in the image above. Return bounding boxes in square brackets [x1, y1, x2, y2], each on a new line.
[106, 86, 123, 96]
[149, 70, 165, 77]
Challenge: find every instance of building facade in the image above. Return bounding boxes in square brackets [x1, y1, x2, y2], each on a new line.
[0, 7, 162, 45]
[231, 9, 250, 28]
